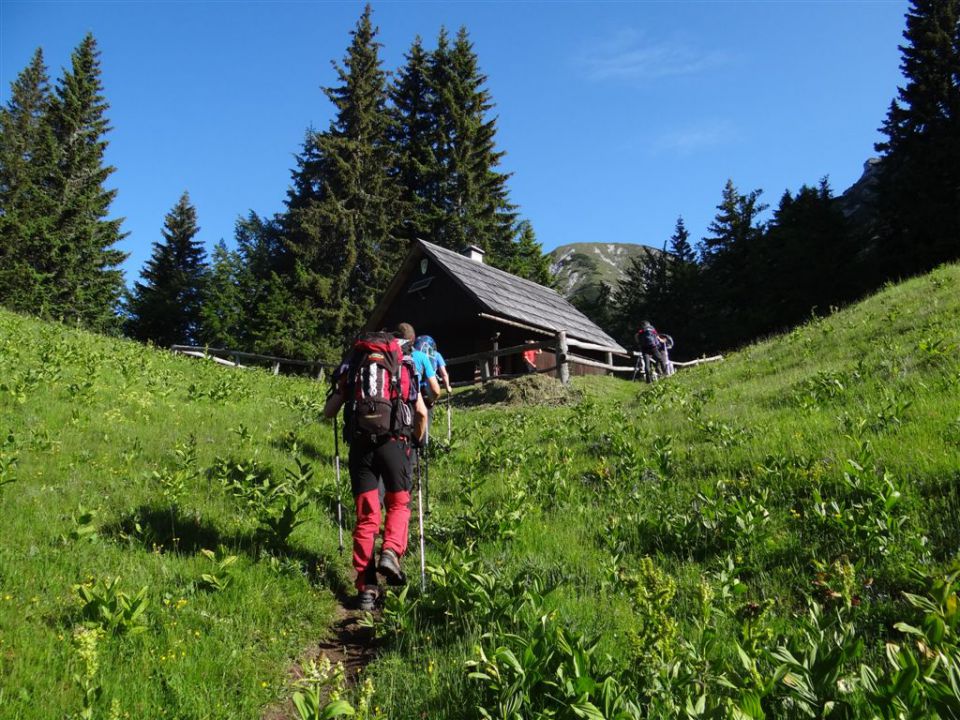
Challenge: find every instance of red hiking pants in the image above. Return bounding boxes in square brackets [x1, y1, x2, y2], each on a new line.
[348, 437, 413, 589]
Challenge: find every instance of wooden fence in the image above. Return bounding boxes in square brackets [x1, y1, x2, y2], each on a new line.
[171, 339, 723, 387]
[443, 331, 723, 385]
[170, 345, 326, 378]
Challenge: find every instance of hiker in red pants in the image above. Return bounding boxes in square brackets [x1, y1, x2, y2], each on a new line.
[324, 331, 428, 611]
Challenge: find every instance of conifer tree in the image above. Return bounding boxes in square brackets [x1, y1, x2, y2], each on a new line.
[389, 36, 437, 246]
[698, 179, 767, 348]
[0, 48, 58, 314]
[502, 220, 552, 286]
[428, 27, 547, 278]
[763, 179, 853, 329]
[873, 0, 960, 277]
[572, 282, 616, 339]
[611, 252, 662, 347]
[199, 239, 246, 349]
[284, 5, 402, 361]
[47, 33, 127, 330]
[668, 216, 696, 266]
[234, 212, 305, 358]
[662, 217, 702, 355]
[125, 192, 207, 346]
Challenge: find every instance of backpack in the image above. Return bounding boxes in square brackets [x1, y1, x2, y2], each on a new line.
[637, 327, 660, 353]
[336, 332, 418, 444]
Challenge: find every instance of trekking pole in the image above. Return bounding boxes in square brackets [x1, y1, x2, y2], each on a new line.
[332, 414, 344, 555]
[415, 446, 426, 592]
[446, 393, 452, 443]
[424, 422, 431, 515]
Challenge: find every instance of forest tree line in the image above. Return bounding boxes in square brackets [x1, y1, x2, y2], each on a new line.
[1, 1, 957, 363]
[578, 0, 958, 358]
[0, 7, 550, 363]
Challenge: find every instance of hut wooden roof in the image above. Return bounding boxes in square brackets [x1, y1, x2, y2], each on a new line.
[367, 239, 626, 354]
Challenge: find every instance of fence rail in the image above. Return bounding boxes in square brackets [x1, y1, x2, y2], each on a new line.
[171, 339, 722, 387]
[443, 330, 723, 385]
[170, 345, 326, 377]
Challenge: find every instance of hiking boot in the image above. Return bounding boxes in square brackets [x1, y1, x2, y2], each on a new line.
[377, 548, 406, 586]
[357, 586, 377, 612]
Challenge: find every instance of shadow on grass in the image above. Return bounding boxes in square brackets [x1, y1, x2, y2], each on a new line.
[102, 504, 350, 596]
[269, 433, 333, 466]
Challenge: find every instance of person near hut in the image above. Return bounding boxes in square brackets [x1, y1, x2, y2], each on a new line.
[324, 333, 428, 611]
[635, 320, 671, 376]
[522, 340, 541, 374]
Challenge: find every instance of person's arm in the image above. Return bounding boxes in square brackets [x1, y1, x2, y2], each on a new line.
[435, 353, 452, 392]
[323, 379, 346, 419]
[419, 352, 441, 399]
[413, 392, 428, 442]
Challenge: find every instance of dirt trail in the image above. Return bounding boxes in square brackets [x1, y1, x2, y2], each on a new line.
[262, 590, 382, 720]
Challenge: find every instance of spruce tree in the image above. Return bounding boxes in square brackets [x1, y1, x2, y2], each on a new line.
[611, 252, 662, 347]
[0, 48, 58, 314]
[427, 27, 546, 277]
[502, 220, 552, 286]
[47, 33, 127, 330]
[763, 179, 853, 329]
[662, 217, 702, 355]
[572, 282, 616, 339]
[234, 212, 305, 358]
[125, 192, 207, 346]
[698, 179, 767, 349]
[873, 0, 960, 277]
[389, 36, 437, 246]
[284, 5, 402, 361]
[668, 216, 696, 265]
[199, 239, 246, 349]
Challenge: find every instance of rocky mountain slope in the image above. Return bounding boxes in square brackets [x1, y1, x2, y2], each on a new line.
[547, 242, 657, 302]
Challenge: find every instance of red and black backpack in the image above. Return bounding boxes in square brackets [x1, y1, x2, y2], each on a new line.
[335, 332, 418, 444]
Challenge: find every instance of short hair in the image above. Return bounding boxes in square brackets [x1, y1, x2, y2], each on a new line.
[396, 322, 415, 341]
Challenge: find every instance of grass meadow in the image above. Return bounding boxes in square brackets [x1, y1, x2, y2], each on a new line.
[1, 263, 959, 718]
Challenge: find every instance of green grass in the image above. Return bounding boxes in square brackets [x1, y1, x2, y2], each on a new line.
[0, 318, 343, 718]
[1, 264, 959, 719]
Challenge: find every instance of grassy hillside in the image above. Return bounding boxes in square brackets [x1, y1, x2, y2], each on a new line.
[0, 317, 345, 718]
[1, 264, 959, 719]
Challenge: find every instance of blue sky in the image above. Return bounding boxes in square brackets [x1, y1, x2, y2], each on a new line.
[2, 1, 908, 285]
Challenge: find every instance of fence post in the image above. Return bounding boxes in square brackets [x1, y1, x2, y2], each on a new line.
[272, 362, 280, 375]
[491, 332, 500, 377]
[557, 331, 569, 385]
[480, 359, 491, 383]
[605, 351, 613, 376]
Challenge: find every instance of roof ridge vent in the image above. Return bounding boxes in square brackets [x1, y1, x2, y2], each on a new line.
[462, 244, 485, 263]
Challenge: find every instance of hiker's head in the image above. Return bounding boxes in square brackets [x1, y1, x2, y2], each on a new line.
[641, 320, 654, 331]
[396, 323, 416, 341]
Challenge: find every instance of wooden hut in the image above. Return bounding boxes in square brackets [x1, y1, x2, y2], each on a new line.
[365, 240, 627, 383]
